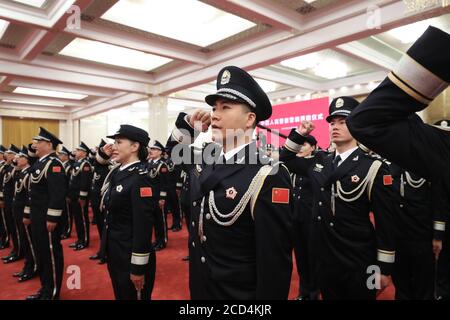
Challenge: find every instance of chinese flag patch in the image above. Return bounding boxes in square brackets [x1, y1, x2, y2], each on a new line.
[52, 166, 61, 173]
[383, 175, 393, 186]
[140, 187, 153, 198]
[272, 188, 289, 204]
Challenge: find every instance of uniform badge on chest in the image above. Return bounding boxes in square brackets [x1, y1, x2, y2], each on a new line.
[351, 175, 360, 183]
[116, 185, 123, 192]
[313, 164, 324, 172]
[225, 187, 238, 200]
[35, 169, 41, 175]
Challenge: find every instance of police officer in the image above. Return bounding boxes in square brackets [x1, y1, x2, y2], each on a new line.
[280, 97, 397, 300]
[165, 153, 182, 232]
[178, 169, 191, 261]
[291, 135, 320, 300]
[26, 127, 67, 300]
[68, 142, 92, 250]
[99, 125, 158, 300]
[57, 146, 73, 239]
[12, 146, 37, 282]
[166, 66, 294, 299]
[89, 139, 110, 263]
[1, 144, 21, 263]
[389, 164, 444, 299]
[147, 140, 169, 251]
[346, 26, 449, 227]
[0, 145, 10, 249]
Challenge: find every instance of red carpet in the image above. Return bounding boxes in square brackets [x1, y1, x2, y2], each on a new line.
[0, 215, 394, 300]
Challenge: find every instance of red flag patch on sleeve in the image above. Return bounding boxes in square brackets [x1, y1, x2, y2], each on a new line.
[140, 187, 153, 198]
[272, 188, 290, 204]
[383, 175, 393, 186]
[52, 166, 61, 173]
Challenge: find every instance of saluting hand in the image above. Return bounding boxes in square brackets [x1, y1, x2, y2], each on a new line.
[102, 143, 114, 157]
[188, 109, 211, 133]
[130, 273, 145, 292]
[297, 120, 315, 136]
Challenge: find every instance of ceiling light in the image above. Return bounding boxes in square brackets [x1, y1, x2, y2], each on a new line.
[368, 81, 378, 90]
[59, 38, 172, 71]
[314, 59, 348, 79]
[387, 20, 430, 44]
[340, 86, 349, 93]
[0, 19, 9, 39]
[280, 53, 320, 71]
[14, 87, 87, 100]
[254, 78, 278, 93]
[354, 84, 361, 90]
[329, 88, 336, 95]
[101, 0, 255, 47]
[12, 0, 46, 8]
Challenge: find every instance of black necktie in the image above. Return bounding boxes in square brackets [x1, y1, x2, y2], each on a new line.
[332, 155, 341, 171]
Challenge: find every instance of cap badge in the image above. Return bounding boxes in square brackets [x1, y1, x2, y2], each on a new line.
[220, 70, 231, 85]
[336, 98, 344, 109]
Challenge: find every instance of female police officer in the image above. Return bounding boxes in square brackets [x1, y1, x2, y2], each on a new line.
[98, 125, 158, 300]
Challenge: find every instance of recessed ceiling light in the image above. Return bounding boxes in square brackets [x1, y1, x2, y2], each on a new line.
[280, 53, 320, 71]
[314, 59, 348, 79]
[14, 87, 87, 100]
[354, 84, 361, 90]
[254, 78, 278, 93]
[59, 38, 172, 71]
[388, 20, 430, 44]
[12, 0, 46, 8]
[340, 86, 349, 93]
[101, 0, 255, 47]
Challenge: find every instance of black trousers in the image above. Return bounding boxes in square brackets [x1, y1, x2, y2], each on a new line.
[154, 206, 167, 246]
[0, 207, 9, 246]
[292, 214, 319, 299]
[69, 197, 90, 246]
[437, 227, 450, 299]
[4, 201, 18, 256]
[30, 214, 64, 299]
[59, 199, 73, 237]
[90, 193, 104, 256]
[392, 239, 435, 300]
[106, 238, 156, 300]
[166, 189, 181, 229]
[318, 264, 377, 300]
[18, 221, 38, 274]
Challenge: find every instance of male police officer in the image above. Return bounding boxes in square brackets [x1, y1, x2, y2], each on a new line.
[58, 146, 73, 239]
[26, 127, 67, 300]
[147, 140, 169, 251]
[1, 145, 21, 263]
[166, 66, 294, 299]
[89, 139, 110, 263]
[68, 142, 92, 250]
[0, 145, 8, 249]
[291, 135, 320, 300]
[13, 146, 37, 282]
[280, 97, 397, 300]
[346, 26, 449, 227]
